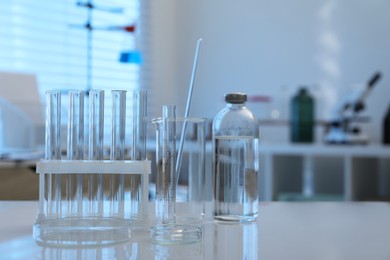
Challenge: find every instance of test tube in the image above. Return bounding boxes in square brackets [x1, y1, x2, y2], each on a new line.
[129, 90, 147, 217]
[45, 90, 61, 217]
[88, 90, 104, 216]
[131, 90, 147, 160]
[155, 105, 177, 225]
[110, 90, 126, 217]
[67, 90, 84, 217]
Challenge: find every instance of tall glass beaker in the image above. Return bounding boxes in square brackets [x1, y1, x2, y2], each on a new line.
[175, 117, 206, 224]
[153, 115, 207, 223]
[150, 106, 203, 245]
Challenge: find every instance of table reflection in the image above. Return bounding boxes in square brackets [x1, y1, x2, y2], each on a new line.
[211, 222, 258, 260]
[39, 241, 136, 259]
[33, 220, 259, 259]
[151, 242, 203, 260]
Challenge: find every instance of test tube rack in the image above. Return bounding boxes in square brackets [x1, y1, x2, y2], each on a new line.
[33, 159, 151, 246]
[33, 89, 150, 246]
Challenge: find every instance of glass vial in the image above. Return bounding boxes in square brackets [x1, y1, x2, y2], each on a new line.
[290, 87, 315, 143]
[212, 92, 259, 222]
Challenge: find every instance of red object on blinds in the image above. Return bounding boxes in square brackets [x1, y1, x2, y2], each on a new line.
[123, 25, 135, 32]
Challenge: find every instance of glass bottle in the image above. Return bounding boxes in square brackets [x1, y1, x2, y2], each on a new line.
[290, 87, 315, 143]
[212, 92, 259, 222]
[383, 104, 390, 145]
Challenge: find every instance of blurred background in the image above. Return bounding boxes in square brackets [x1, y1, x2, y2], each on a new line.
[0, 0, 389, 201]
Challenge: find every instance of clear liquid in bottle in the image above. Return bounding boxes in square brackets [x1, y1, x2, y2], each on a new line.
[214, 136, 259, 222]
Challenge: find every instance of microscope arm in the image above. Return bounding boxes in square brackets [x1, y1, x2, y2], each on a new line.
[329, 72, 381, 122]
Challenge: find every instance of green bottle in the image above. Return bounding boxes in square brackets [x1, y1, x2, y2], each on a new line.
[291, 87, 315, 143]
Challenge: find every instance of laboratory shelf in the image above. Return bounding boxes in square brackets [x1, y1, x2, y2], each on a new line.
[258, 143, 390, 201]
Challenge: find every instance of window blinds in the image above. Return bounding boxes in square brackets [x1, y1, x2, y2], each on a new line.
[0, 0, 140, 92]
[0, 0, 141, 147]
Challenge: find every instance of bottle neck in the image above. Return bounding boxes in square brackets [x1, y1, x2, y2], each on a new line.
[227, 102, 246, 109]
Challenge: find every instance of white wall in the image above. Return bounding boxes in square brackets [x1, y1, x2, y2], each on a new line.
[146, 0, 390, 143]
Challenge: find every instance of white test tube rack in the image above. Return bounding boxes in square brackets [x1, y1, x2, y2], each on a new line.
[35, 159, 151, 218]
[33, 89, 151, 246]
[33, 160, 151, 246]
[36, 159, 151, 216]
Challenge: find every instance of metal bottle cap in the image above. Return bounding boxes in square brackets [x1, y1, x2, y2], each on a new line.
[225, 92, 247, 104]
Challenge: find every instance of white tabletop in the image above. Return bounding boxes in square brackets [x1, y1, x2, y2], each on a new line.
[0, 201, 390, 260]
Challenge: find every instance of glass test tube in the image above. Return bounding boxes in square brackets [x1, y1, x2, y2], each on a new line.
[45, 90, 61, 217]
[129, 90, 147, 217]
[67, 90, 84, 217]
[131, 90, 147, 160]
[88, 90, 104, 216]
[110, 90, 126, 217]
[156, 105, 177, 225]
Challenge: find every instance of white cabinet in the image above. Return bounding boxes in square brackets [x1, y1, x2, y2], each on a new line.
[259, 144, 390, 201]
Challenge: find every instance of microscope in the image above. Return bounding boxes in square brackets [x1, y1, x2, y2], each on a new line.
[324, 72, 382, 144]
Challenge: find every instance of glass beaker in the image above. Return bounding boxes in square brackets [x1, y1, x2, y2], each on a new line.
[175, 117, 206, 224]
[150, 105, 203, 244]
[152, 116, 207, 224]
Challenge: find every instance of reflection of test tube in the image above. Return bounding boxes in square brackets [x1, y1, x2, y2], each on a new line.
[130, 90, 147, 217]
[88, 90, 104, 216]
[45, 90, 61, 217]
[67, 90, 84, 216]
[110, 90, 126, 216]
[156, 105, 176, 225]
